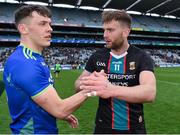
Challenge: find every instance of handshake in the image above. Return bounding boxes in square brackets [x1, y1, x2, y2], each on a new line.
[79, 70, 112, 99]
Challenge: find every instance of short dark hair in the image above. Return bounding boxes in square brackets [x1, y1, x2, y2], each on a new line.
[14, 5, 52, 26]
[102, 10, 132, 28]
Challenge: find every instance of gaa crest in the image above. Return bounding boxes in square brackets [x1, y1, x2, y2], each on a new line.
[129, 62, 135, 70]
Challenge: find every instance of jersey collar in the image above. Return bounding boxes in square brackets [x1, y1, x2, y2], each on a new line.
[19, 44, 42, 55]
[110, 51, 128, 59]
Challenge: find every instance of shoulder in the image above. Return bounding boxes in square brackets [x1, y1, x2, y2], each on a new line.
[6, 46, 36, 63]
[128, 45, 142, 53]
[92, 48, 110, 57]
[128, 45, 151, 58]
[5, 48, 42, 73]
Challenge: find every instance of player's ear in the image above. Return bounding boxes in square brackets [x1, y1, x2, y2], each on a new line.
[123, 27, 130, 38]
[17, 23, 29, 35]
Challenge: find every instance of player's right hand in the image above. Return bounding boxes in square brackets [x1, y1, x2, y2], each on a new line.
[64, 114, 79, 128]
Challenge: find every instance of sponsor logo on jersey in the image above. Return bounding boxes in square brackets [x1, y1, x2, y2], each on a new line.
[107, 74, 136, 80]
[112, 61, 122, 64]
[96, 61, 106, 67]
[107, 73, 136, 87]
[129, 62, 135, 70]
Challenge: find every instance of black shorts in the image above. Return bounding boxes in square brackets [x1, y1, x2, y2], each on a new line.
[94, 126, 146, 134]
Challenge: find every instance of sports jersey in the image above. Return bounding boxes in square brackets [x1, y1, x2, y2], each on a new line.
[3, 45, 58, 134]
[85, 45, 154, 133]
[54, 64, 61, 71]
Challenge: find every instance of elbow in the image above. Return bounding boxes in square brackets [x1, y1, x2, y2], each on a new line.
[54, 103, 69, 119]
[147, 94, 156, 103]
[146, 87, 156, 102]
[56, 110, 68, 119]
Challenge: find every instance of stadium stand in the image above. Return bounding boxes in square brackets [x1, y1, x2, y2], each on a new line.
[0, 1, 180, 69]
[0, 3, 180, 32]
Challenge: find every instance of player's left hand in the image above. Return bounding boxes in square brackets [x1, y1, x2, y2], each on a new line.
[64, 114, 79, 128]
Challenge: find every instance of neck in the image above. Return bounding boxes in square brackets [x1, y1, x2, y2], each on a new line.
[111, 41, 129, 55]
[20, 37, 43, 54]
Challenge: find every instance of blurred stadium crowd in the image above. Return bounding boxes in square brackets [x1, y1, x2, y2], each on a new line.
[0, 47, 179, 70]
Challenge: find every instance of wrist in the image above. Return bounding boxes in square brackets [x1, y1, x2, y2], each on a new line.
[80, 90, 89, 99]
[106, 82, 115, 97]
[63, 115, 69, 121]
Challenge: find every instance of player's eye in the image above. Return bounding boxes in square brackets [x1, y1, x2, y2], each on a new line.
[39, 22, 47, 26]
[109, 29, 114, 32]
[49, 23, 52, 27]
[104, 29, 113, 33]
[106, 29, 113, 33]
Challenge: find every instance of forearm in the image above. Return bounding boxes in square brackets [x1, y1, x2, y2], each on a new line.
[58, 91, 88, 118]
[109, 84, 156, 103]
[33, 86, 89, 120]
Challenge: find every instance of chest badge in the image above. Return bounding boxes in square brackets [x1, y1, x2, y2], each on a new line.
[129, 62, 135, 70]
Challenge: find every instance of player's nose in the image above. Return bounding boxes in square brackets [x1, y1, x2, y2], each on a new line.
[47, 24, 53, 32]
[103, 30, 109, 39]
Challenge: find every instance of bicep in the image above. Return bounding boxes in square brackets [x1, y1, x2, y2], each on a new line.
[139, 71, 156, 102]
[32, 85, 63, 118]
[139, 71, 156, 86]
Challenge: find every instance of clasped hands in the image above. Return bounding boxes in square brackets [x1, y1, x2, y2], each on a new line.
[80, 70, 112, 99]
[65, 70, 112, 128]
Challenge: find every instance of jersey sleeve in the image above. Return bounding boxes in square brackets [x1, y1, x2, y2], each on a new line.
[13, 61, 52, 98]
[139, 51, 154, 72]
[85, 54, 96, 73]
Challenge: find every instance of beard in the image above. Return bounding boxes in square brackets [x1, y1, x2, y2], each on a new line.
[106, 38, 124, 50]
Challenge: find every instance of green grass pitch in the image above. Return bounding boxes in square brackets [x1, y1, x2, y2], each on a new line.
[0, 67, 180, 133]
